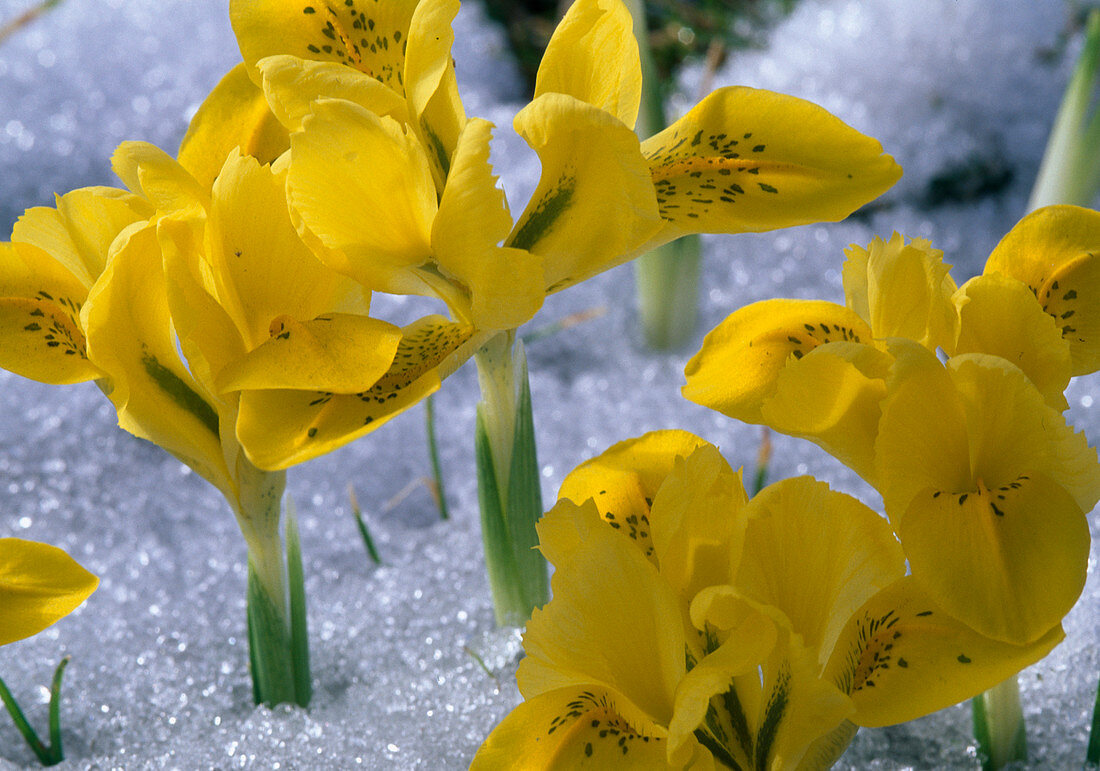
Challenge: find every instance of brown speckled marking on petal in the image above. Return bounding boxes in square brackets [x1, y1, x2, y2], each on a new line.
[300, 0, 416, 95]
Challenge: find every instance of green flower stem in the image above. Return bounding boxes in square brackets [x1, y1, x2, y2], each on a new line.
[972, 675, 1027, 770]
[1028, 9, 1100, 211]
[625, 0, 702, 350]
[473, 330, 550, 627]
[236, 464, 311, 707]
[0, 656, 70, 766]
[424, 395, 451, 520]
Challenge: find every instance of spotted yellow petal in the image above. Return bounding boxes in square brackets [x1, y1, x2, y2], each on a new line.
[256, 54, 409, 133]
[897, 471, 1088, 644]
[177, 63, 290, 189]
[520, 500, 686, 731]
[738, 477, 905, 659]
[826, 576, 1066, 727]
[111, 141, 208, 216]
[83, 223, 236, 501]
[231, 0, 418, 96]
[235, 316, 482, 469]
[288, 98, 436, 293]
[984, 205, 1100, 376]
[0, 243, 102, 384]
[509, 92, 662, 293]
[207, 150, 369, 349]
[11, 186, 154, 288]
[842, 233, 958, 348]
[431, 118, 544, 329]
[682, 299, 874, 425]
[647, 445, 749, 601]
[534, 0, 641, 129]
[471, 686, 672, 770]
[952, 272, 1071, 410]
[0, 538, 98, 646]
[640, 87, 901, 247]
[759, 341, 891, 482]
[214, 312, 402, 393]
[556, 430, 711, 569]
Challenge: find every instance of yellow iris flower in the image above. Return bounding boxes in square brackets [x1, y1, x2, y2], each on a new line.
[0, 538, 96, 648]
[203, 0, 900, 471]
[473, 432, 1060, 769]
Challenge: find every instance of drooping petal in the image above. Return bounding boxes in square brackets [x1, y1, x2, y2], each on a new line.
[256, 54, 409, 133]
[520, 499, 687, 731]
[431, 118, 544, 330]
[509, 92, 662, 293]
[471, 686, 672, 770]
[177, 63, 290, 189]
[682, 299, 873, 425]
[639, 87, 901, 247]
[760, 341, 891, 482]
[556, 430, 711, 568]
[534, 0, 641, 129]
[738, 477, 905, 660]
[207, 150, 369, 349]
[288, 98, 437, 293]
[952, 272, 1072, 410]
[0, 243, 102, 384]
[841, 233, 958, 349]
[826, 576, 1065, 728]
[0, 538, 98, 646]
[647, 445, 749, 601]
[897, 471, 1088, 644]
[235, 316, 482, 470]
[984, 205, 1100, 375]
[83, 223, 236, 501]
[231, 0, 418, 96]
[214, 312, 402, 393]
[11, 186, 154, 288]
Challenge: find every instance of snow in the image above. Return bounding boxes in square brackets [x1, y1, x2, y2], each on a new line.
[1, 0, 1097, 768]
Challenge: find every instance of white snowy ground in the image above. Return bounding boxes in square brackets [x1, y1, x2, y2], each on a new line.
[0, 0, 1097, 767]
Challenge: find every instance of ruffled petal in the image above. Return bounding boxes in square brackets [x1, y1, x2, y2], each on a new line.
[11, 186, 154, 287]
[640, 87, 901, 247]
[738, 477, 905, 658]
[111, 141, 208, 216]
[760, 341, 891, 482]
[257, 54, 409, 133]
[534, 0, 641, 129]
[826, 576, 1066, 727]
[647, 445, 749, 601]
[177, 63, 289, 189]
[841, 233, 958, 348]
[207, 150, 369, 349]
[405, 0, 465, 185]
[471, 686, 671, 770]
[509, 92, 662, 292]
[952, 272, 1071, 410]
[682, 299, 873, 425]
[287, 99, 437, 292]
[431, 118, 544, 329]
[984, 205, 1100, 375]
[0, 538, 98, 646]
[235, 316, 481, 469]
